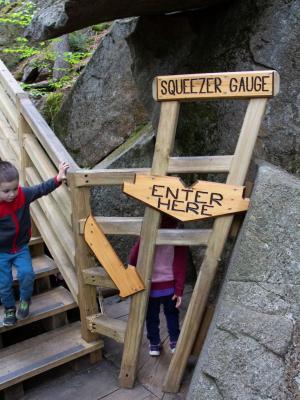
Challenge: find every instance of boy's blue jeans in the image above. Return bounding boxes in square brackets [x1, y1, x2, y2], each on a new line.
[0, 245, 34, 309]
[146, 295, 180, 345]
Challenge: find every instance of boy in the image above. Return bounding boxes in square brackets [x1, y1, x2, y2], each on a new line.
[0, 160, 69, 326]
[129, 215, 188, 355]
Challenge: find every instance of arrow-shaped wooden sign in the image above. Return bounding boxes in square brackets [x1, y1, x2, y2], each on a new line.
[123, 175, 250, 222]
[84, 215, 145, 297]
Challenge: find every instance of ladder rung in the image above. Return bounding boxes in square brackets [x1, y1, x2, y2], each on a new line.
[87, 314, 127, 343]
[168, 155, 233, 173]
[156, 229, 212, 246]
[82, 268, 117, 289]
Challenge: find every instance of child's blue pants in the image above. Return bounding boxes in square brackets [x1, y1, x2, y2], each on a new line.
[146, 295, 180, 345]
[0, 245, 34, 309]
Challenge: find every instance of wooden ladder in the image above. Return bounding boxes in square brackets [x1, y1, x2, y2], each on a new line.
[119, 70, 280, 390]
[68, 70, 279, 392]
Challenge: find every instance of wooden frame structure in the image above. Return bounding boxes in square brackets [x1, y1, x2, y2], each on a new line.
[0, 60, 279, 394]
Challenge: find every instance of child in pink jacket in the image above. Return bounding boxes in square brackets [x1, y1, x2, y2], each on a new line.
[129, 215, 188, 356]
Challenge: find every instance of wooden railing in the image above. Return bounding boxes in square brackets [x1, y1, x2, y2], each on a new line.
[0, 60, 78, 300]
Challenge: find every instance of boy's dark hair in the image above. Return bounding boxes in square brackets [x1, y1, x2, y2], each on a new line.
[0, 161, 19, 184]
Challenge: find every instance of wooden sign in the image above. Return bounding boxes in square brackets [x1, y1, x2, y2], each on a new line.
[84, 215, 145, 297]
[123, 175, 249, 222]
[153, 70, 279, 101]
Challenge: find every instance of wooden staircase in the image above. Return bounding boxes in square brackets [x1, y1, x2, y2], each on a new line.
[0, 61, 104, 399]
[0, 248, 103, 398]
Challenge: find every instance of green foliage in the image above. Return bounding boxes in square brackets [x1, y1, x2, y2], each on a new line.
[3, 37, 40, 58]
[49, 75, 75, 89]
[44, 92, 64, 127]
[92, 22, 111, 32]
[1, 1, 106, 97]
[62, 51, 91, 65]
[69, 31, 89, 52]
[0, 1, 35, 26]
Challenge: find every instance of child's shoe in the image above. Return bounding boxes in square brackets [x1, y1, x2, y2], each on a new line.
[170, 341, 177, 354]
[3, 308, 17, 326]
[16, 299, 30, 320]
[149, 343, 161, 356]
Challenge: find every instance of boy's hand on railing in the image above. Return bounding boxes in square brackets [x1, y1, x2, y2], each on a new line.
[57, 161, 70, 182]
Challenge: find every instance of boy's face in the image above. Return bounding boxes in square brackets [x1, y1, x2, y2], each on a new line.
[0, 180, 19, 203]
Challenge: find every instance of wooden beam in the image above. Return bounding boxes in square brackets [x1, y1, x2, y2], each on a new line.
[119, 101, 180, 387]
[79, 216, 142, 235]
[68, 172, 100, 342]
[163, 98, 268, 393]
[84, 215, 145, 297]
[82, 267, 117, 289]
[87, 314, 127, 343]
[168, 155, 233, 173]
[73, 155, 233, 187]
[78, 217, 211, 245]
[156, 228, 211, 246]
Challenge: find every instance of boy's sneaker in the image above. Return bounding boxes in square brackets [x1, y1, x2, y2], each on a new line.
[16, 299, 30, 320]
[3, 308, 17, 326]
[149, 343, 161, 356]
[170, 341, 177, 354]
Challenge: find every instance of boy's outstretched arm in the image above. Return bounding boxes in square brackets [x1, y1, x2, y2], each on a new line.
[23, 161, 70, 203]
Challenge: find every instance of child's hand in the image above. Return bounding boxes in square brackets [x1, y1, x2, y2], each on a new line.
[57, 161, 69, 182]
[172, 294, 182, 308]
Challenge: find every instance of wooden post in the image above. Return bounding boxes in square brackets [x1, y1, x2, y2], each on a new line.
[68, 173, 99, 342]
[163, 98, 268, 392]
[119, 101, 180, 387]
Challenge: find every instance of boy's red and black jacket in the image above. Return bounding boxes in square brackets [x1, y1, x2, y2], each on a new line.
[0, 177, 61, 253]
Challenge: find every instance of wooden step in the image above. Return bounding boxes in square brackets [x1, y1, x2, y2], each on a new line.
[87, 314, 127, 343]
[82, 267, 117, 289]
[0, 321, 103, 390]
[13, 254, 58, 282]
[29, 236, 44, 246]
[0, 286, 77, 333]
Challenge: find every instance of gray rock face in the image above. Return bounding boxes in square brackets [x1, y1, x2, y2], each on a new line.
[55, 0, 299, 172]
[53, 19, 149, 167]
[25, 0, 227, 41]
[126, 0, 300, 174]
[187, 163, 300, 400]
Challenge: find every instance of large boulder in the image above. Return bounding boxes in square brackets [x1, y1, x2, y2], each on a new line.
[53, 19, 149, 167]
[25, 0, 227, 41]
[126, 0, 300, 175]
[187, 163, 300, 400]
[55, 0, 299, 172]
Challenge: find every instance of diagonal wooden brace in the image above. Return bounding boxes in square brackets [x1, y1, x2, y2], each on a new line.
[84, 215, 145, 297]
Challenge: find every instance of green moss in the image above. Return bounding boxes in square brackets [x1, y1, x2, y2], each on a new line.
[99, 123, 151, 166]
[288, 158, 300, 174]
[44, 92, 64, 128]
[92, 22, 111, 33]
